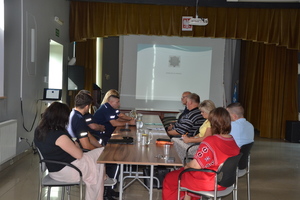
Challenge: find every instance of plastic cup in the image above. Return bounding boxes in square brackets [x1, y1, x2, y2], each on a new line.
[164, 144, 170, 159]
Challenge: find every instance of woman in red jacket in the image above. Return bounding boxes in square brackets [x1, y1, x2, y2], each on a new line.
[162, 107, 240, 200]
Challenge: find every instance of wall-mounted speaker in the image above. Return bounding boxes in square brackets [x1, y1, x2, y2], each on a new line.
[285, 121, 300, 143]
[68, 65, 84, 90]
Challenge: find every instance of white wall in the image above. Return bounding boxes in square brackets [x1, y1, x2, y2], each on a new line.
[2, 0, 70, 155]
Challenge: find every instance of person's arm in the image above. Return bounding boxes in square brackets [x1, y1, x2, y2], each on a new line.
[87, 132, 103, 148]
[167, 129, 181, 136]
[79, 137, 97, 150]
[118, 113, 134, 121]
[77, 132, 102, 150]
[110, 118, 136, 127]
[167, 124, 174, 131]
[184, 159, 201, 169]
[56, 135, 83, 159]
[88, 123, 105, 132]
[182, 128, 212, 143]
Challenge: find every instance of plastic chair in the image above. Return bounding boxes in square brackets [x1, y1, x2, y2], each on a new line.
[178, 153, 243, 200]
[36, 148, 84, 200]
[235, 142, 254, 200]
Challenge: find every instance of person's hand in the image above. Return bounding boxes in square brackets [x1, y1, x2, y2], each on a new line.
[167, 124, 173, 131]
[182, 134, 190, 143]
[99, 124, 105, 132]
[128, 118, 136, 125]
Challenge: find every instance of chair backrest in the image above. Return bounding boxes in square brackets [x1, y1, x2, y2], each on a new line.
[239, 142, 254, 170]
[217, 153, 243, 187]
[36, 147, 48, 173]
[92, 105, 98, 113]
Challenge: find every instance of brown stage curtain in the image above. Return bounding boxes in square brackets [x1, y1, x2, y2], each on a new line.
[239, 41, 298, 139]
[70, 2, 300, 50]
[76, 39, 96, 93]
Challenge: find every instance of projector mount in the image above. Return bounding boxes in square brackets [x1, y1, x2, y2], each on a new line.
[189, 0, 208, 26]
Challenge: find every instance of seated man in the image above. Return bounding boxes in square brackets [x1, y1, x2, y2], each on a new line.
[68, 92, 103, 150]
[79, 90, 105, 141]
[226, 102, 254, 147]
[68, 107, 106, 140]
[69, 92, 119, 199]
[164, 91, 191, 129]
[101, 89, 135, 122]
[177, 91, 192, 121]
[167, 93, 205, 138]
[93, 94, 136, 145]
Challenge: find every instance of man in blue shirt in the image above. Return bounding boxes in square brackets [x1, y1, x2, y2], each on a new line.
[93, 95, 135, 145]
[68, 92, 103, 150]
[68, 90, 105, 142]
[226, 102, 254, 147]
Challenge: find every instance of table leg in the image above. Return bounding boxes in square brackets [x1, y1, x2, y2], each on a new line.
[119, 164, 124, 200]
[149, 165, 154, 200]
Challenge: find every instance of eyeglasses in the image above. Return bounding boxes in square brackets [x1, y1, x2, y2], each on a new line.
[181, 96, 188, 99]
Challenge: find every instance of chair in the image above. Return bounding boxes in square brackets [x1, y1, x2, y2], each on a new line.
[178, 153, 243, 200]
[162, 112, 182, 128]
[235, 142, 254, 200]
[92, 105, 98, 113]
[36, 147, 84, 200]
[183, 142, 200, 165]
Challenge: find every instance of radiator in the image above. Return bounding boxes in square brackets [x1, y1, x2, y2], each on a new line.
[0, 120, 17, 165]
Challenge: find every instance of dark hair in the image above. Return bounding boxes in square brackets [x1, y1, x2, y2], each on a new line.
[108, 94, 120, 101]
[187, 93, 200, 104]
[208, 107, 231, 135]
[74, 93, 93, 109]
[35, 102, 70, 141]
[226, 102, 244, 118]
[78, 90, 91, 95]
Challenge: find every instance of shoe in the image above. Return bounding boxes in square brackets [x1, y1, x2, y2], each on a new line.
[104, 187, 114, 200]
[110, 189, 119, 199]
[104, 177, 117, 186]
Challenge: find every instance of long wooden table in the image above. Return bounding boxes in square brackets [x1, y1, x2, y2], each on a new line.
[97, 115, 183, 200]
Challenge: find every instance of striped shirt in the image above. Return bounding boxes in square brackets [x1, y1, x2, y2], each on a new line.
[174, 107, 205, 136]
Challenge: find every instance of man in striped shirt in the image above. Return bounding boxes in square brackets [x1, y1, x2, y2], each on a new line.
[167, 93, 205, 138]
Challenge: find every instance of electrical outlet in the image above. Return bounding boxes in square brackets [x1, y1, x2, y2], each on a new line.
[18, 137, 22, 142]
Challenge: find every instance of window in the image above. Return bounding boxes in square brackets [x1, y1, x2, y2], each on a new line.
[48, 40, 63, 89]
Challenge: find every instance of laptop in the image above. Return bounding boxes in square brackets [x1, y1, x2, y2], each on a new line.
[42, 88, 62, 100]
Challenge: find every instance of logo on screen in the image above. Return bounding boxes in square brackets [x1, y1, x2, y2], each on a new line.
[169, 56, 180, 68]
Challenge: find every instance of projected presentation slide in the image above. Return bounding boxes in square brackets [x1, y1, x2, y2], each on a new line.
[136, 44, 212, 101]
[120, 35, 226, 110]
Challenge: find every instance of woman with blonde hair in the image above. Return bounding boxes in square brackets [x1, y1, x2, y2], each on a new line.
[182, 100, 216, 143]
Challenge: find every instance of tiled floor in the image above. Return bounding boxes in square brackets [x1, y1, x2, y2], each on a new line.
[1, 135, 300, 200]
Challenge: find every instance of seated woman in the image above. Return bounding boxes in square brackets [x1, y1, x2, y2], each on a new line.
[182, 100, 216, 143]
[101, 89, 134, 121]
[162, 107, 240, 200]
[34, 102, 105, 200]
